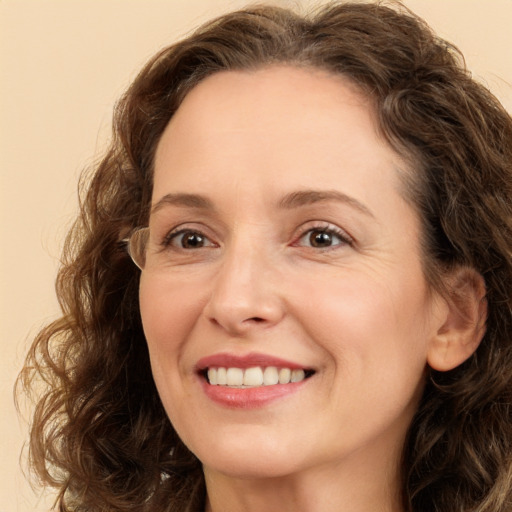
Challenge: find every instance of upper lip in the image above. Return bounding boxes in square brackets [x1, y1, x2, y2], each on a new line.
[196, 352, 311, 372]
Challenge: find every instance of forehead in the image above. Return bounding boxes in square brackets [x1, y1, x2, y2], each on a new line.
[166, 65, 371, 129]
[153, 65, 407, 205]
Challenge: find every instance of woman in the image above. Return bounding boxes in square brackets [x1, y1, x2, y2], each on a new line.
[19, 2, 512, 511]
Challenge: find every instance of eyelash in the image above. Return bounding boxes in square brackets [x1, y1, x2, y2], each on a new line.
[162, 228, 217, 250]
[294, 223, 354, 249]
[160, 222, 353, 251]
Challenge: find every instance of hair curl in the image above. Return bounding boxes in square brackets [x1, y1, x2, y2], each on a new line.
[18, 2, 512, 511]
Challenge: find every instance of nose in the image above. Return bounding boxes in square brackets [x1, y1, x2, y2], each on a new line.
[203, 240, 285, 337]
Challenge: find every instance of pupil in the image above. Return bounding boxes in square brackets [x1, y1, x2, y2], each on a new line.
[183, 233, 204, 248]
[310, 231, 331, 247]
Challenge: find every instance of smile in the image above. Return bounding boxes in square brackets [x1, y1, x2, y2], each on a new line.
[206, 366, 312, 387]
[196, 353, 315, 408]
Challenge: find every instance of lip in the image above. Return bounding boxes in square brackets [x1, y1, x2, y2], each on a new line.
[199, 378, 309, 409]
[195, 352, 308, 371]
[195, 352, 313, 409]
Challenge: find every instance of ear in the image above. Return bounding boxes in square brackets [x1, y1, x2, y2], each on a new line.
[427, 267, 487, 372]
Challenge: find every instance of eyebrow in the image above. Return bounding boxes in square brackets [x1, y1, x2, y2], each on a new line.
[151, 189, 374, 218]
[278, 189, 375, 218]
[151, 193, 215, 214]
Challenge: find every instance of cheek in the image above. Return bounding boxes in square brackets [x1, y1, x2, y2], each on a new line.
[140, 275, 204, 344]
[138, 276, 207, 390]
[292, 269, 431, 377]
[139, 276, 205, 423]
[281, 271, 431, 454]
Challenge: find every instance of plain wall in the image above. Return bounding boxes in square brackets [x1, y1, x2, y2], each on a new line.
[2, 1, 511, 510]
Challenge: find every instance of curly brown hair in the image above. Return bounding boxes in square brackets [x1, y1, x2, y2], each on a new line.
[18, 2, 512, 511]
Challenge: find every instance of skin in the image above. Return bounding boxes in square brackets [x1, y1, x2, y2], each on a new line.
[139, 66, 453, 512]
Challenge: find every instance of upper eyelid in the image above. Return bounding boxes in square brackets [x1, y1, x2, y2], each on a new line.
[294, 221, 354, 243]
[152, 216, 224, 239]
[160, 221, 216, 236]
[164, 226, 217, 246]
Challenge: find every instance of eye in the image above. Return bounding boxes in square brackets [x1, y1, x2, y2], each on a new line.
[296, 226, 352, 249]
[165, 229, 216, 249]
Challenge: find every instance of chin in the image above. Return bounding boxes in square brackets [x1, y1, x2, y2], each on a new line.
[191, 430, 309, 480]
[203, 456, 301, 480]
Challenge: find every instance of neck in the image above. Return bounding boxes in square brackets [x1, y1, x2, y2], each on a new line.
[203, 448, 404, 512]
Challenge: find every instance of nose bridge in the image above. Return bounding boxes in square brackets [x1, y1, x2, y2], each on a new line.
[205, 227, 284, 334]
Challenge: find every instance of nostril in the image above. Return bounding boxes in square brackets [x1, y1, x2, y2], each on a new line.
[247, 317, 265, 323]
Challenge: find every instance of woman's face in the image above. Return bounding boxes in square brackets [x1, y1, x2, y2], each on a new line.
[140, 66, 446, 480]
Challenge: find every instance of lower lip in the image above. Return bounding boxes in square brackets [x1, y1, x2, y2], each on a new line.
[199, 377, 309, 409]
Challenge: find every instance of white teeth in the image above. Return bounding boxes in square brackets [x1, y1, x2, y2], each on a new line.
[263, 366, 279, 385]
[278, 367, 291, 384]
[217, 367, 227, 385]
[243, 367, 263, 386]
[206, 366, 310, 387]
[207, 368, 217, 385]
[226, 367, 244, 386]
[291, 369, 305, 383]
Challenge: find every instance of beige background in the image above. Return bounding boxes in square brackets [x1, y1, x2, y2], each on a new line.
[1, 1, 511, 510]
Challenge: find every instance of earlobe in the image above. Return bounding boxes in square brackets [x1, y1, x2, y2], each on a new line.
[427, 267, 487, 372]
